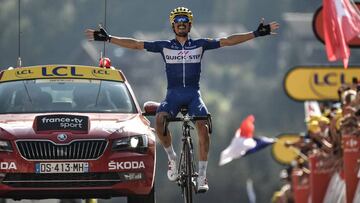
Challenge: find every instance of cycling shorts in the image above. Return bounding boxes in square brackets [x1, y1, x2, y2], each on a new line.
[156, 88, 208, 118]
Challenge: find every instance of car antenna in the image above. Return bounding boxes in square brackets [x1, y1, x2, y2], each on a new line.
[17, 0, 22, 68]
[100, 0, 108, 60]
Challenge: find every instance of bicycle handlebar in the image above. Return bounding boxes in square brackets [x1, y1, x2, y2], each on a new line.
[166, 116, 209, 122]
[163, 114, 213, 136]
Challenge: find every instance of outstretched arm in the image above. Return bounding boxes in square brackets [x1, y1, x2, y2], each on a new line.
[219, 32, 255, 47]
[220, 19, 280, 47]
[108, 36, 144, 50]
[85, 27, 144, 50]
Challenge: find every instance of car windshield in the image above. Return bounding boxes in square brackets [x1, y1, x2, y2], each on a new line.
[0, 79, 137, 113]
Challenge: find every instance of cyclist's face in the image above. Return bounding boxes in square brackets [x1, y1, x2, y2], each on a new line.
[173, 22, 191, 37]
[172, 15, 191, 37]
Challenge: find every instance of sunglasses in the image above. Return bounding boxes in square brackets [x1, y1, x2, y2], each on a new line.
[174, 16, 190, 23]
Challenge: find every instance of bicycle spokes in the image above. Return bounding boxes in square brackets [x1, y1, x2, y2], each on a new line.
[164, 111, 211, 203]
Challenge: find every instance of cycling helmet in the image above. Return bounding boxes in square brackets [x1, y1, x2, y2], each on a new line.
[169, 7, 193, 24]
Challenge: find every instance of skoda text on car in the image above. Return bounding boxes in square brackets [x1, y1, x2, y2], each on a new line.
[0, 65, 156, 202]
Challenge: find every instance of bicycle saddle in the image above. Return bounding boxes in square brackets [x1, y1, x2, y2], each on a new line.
[180, 105, 189, 116]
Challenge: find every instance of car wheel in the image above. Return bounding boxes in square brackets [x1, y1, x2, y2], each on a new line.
[127, 186, 155, 203]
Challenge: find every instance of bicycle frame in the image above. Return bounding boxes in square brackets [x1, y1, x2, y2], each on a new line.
[164, 109, 212, 203]
[178, 116, 196, 203]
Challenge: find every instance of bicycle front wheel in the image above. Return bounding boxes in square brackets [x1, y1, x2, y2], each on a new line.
[183, 139, 193, 203]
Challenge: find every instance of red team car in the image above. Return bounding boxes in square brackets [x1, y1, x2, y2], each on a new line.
[0, 65, 156, 202]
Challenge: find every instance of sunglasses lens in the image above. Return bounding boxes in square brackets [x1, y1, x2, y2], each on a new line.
[174, 16, 189, 23]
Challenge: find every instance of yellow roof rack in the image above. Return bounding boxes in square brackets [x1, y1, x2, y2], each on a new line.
[0, 65, 125, 82]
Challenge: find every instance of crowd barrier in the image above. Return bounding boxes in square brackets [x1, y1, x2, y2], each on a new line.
[292, 168, 310, 203]
[309, 154, 335, 203]
[343, 135, 360, 203]
[291, 135, 360, 203]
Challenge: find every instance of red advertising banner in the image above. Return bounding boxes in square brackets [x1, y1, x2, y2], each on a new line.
[342, 135, 360, 203]
[292, 169, 310, 203]
[308, 155, 334, 203]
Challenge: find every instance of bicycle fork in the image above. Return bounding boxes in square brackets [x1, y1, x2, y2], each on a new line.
[177, 128, 198, 193]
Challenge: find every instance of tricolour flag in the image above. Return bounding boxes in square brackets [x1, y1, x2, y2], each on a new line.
[323, 0, 360, 68]
[219, 115, 275, 166]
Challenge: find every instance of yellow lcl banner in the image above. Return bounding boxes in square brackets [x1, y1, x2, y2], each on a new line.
[0, 65, 124, 83]
[284, 66, 360, 101]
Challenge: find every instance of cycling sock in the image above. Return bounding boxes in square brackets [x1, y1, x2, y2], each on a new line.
[198, 161, 208, 177]
[164, 145, 177, 161]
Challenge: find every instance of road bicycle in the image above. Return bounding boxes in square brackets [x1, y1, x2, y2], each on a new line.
[164, 106, 212, 203]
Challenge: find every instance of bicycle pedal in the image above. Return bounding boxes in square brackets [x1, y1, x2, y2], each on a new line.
[177, 177, 185, 186]
[191, 180, 197, 191]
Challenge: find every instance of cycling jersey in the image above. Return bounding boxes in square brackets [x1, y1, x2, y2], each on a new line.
[144, 38, 220, 89]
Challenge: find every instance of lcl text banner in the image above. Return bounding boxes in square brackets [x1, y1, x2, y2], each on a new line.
[284, 66, 360, 101]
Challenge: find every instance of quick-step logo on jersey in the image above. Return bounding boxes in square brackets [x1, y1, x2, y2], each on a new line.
[164, 47, 203, 64]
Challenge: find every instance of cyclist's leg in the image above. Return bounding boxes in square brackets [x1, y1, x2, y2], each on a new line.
[155, 90, 182, 181]
[155, 112, 172, 147]
[195, 119, 209, 161]
[188, 91, 210, 192]
[155, 89, 181, 148]
[188, 91, 210, 161]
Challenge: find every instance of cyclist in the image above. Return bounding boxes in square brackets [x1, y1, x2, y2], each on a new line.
[85, 6, 279, 193]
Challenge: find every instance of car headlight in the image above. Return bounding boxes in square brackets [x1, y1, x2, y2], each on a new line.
[0, 140, 12, 152]
[112, 135, 148, 153]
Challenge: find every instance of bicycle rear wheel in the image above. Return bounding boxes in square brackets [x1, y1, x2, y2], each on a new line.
[183, 139, 193, 203]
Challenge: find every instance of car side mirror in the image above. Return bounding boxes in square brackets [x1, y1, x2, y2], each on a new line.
[142, 101, 160, 116]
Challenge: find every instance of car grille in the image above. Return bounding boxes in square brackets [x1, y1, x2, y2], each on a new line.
[16, 140, 107, 160]
[2, 172, 124, 188]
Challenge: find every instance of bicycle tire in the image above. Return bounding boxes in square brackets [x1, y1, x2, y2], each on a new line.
[183, 139, 193, 203]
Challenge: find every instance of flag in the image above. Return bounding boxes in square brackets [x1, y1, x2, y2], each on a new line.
[219, 115, 275, 166]
[304, 101, 321, 120]
[323, 0, 360, 68]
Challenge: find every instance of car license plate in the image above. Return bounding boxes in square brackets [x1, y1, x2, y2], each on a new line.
[35, 162, 89, 173]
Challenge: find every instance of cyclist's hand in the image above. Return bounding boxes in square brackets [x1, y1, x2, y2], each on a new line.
[253, 18, 279, 37]
[85, 26, 112, 42]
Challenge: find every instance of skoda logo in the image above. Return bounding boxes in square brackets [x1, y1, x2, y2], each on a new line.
[57, 133, 67, 141]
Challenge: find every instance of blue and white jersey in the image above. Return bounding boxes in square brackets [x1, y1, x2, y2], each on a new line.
[144, 38, 220, 89]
